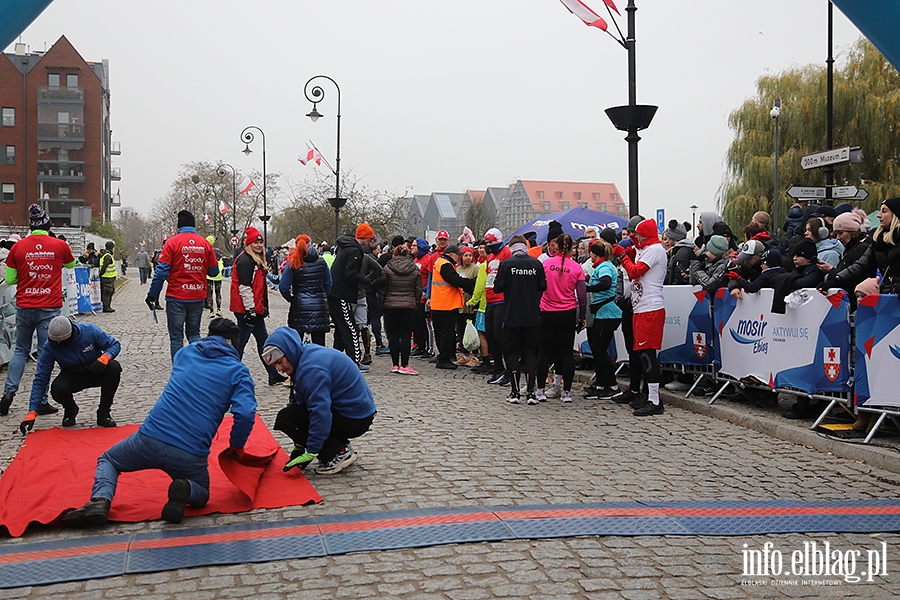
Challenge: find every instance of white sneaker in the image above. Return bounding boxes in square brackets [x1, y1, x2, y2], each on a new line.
[535, 389, 547, 402]
[315, 446, 357, 475]
[561, 391, 573, 403]
[506, 392, 520, 404]
[664, 381, 691, 391]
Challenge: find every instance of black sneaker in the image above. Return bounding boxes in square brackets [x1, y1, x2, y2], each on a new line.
[417, 351, 436, 360]
[495, 374, 511, 387]
[435, 361, 458, 370]
[96, 414, 117, 428]
[0, 391, 14, 416]
[597, 387, 622, 399]
[62, 405, 79, 427]
[633, 401, 664, 416]
[161, 479, 191, 524]
[63, 498, 110, 528]
[36, 403, 58, 415]
[583, 386, 603, 399]
[613, 389, 641, 405]
[487, 372, 506, 385]
[506, 392, 520, 404]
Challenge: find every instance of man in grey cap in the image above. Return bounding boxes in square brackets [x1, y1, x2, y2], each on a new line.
[19, 316, 121, 434]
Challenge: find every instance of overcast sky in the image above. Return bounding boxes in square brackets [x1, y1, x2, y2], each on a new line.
[6, 0, 863, 229]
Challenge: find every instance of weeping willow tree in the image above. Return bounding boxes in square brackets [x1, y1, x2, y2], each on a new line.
[719, 39, 900, 230]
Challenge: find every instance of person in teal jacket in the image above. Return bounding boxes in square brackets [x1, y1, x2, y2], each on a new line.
[19, 316, 121, 434]
[263, 327, 376, 475]
[63, 318, 257, 529]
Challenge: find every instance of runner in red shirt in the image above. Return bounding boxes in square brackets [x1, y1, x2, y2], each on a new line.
[0, 204, 76, 417]
[147, 211, 218, 361]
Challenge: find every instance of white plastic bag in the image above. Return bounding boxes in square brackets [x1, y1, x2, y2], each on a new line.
[462, 321, 480, 352]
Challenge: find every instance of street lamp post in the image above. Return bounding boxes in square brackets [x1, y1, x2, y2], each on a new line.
[240, 126, 267, 246]
[304, 75, 344, 242]
[216, 163, 238, 238]
[771, 99, 782, 234]
[690, 204, 698, 239]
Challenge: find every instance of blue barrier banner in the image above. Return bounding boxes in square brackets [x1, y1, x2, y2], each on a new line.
[657, 286, 714, 366]
[75, 267, 96, 314]
[713, 288, 851, 394]
[854, 294, 900, 408]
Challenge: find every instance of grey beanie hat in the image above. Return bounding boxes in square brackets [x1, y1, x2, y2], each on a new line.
[627, 215, 644, 232]
[706, 235, 729, 258]
[48, 316, 73, 342]
[665, 219, 687, 242]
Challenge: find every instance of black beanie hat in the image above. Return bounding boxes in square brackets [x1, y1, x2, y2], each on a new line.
[547, 220, 564, 242]
[599, 228, 618, 245]
[208, 317, 241, 347]
[390, 235, 405, 248]
[177, 210, 195, 229]
[883, 197, 900, 217]
[793, 238, 818, 261]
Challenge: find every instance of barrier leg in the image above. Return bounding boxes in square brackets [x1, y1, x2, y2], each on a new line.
[615, 363, 626, 376]
[708, 381, 731, 406]
[685, 374, 704, 399]
[810, 399, 839, 430]
[864, 411, 889, 444]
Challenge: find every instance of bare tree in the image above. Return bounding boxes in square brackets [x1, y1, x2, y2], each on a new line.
[465, 200, 498, 241]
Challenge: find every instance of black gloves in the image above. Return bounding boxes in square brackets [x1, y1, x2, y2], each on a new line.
[243, 312, 257, 327]
[145, 296, 158, 311]
[20, 411, 36, 434]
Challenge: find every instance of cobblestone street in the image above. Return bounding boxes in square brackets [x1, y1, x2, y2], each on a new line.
[1, 277, 899, 599]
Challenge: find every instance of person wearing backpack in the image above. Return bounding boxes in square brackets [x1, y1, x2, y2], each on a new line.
[583, 238, 623, 400]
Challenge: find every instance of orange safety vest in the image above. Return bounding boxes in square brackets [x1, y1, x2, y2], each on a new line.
[431, 256, 463, 311]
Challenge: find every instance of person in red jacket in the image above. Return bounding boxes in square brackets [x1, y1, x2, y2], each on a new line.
[231, 227, 286, 385]
[147, 211, 219, 362]
[0, 204, 76, 417]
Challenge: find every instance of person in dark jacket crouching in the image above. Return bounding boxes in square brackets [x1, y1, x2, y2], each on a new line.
[264, 327, 376, 475]
[63, 318, 257, 528]
[19, 316, 121, 434]
[279, 234, 332, 346]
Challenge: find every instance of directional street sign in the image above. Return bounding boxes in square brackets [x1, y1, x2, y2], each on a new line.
[851, 189, 869, 201]
[832, 186, 858, 199]
[787, 186, 826, 199]
[801, 147, 850, 170]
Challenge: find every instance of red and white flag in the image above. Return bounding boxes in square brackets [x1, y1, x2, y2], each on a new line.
[203, 214, 210, 223]
[219, 200, 228, 214]
[238, 176, 256, 195]
[558, 0, 618, 31]
[116, 188, 121, 203]
[298, 142, 322, 166]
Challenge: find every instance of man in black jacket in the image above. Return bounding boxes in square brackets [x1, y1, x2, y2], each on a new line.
[493, 235, 547, 403]
[328, 224, 375, 368]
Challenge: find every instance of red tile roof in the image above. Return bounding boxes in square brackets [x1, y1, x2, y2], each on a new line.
[519, 180, 625, 215]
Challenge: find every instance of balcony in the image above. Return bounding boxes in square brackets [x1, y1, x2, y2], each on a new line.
[45, 198, 84, 219]
[110, 141, 121, 155]
[37, 161, 85, 182]
[37, 86, 85, 104]
[37, 122, 85, 147]
[110, 167, 121, 181]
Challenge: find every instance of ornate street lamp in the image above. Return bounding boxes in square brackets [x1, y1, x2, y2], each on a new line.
[240, 126, 267, 246]
[216, 163, 238, 238]
[304, 75, 344, 241]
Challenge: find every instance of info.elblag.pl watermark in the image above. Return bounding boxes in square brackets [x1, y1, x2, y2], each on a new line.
[740, 541, 889, 585]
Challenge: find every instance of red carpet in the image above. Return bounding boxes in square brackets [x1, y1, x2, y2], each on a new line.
[0, 415, 322, 537]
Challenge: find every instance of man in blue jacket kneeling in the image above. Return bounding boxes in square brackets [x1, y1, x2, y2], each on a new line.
[19, 316, 122, 434]
[63, 318, 257, 528]
[263, 327, 376, 475]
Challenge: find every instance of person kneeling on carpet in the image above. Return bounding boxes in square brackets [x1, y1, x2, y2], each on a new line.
[63, 318, 257, 528]
[19, 316, 121, 434]
[263, 327, 376, 475]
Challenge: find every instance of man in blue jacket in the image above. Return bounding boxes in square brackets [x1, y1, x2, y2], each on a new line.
[19, 316, 122, 434]
[263, 327, 376, 475]
[63, 318, 257, 528]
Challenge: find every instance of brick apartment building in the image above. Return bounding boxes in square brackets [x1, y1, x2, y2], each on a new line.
[0, 35, 119, 227]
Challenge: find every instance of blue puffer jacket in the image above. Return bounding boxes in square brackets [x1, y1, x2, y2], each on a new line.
[265, 327, 376, 454]
[29, 322, 121, 411]
[279, 247, 333, 333]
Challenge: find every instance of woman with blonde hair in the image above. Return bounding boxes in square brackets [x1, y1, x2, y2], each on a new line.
[820, 198, 900, 295]
[231, 227, 285, 385]
[279, 234, 332, 346]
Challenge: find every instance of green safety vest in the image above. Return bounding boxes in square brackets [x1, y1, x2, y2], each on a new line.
[99, 252, 117, 278]
[207, 258, 224, 282]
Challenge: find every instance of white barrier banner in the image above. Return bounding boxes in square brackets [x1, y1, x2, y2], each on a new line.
[713, 288, 851, 393]
[854, 294, 900, 408]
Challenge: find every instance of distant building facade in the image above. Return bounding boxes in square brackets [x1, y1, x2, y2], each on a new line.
[499, 180, 626, 233]
[0, 36, 119, 227]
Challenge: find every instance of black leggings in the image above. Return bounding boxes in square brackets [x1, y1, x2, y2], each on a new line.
[589, 319, 621, 388]
[635, 348, 661, 383]
[485, 304, 506, 374]
[504, 326, 539, 395]
[620, 301, 643, 392]
[275, 403, 374, 463]
[383, 307, 416, 367]
[536, 309, 577, 392]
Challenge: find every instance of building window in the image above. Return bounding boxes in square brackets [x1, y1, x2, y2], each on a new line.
[1, 184, 14, 203]
[5, 146, 13, 165]
[538, 191, 544, 199]
[556, 191, 563, 200]
[581, 202, 588, 209]
[1, 108, 13, 127]
[562, 202, 569, 210]
[593, 193, 600, 201]
[543, 201, 550, 211]
[599, 203, 607, 212]
[617, 204, 625, 214]
[48, 73, 60, 87]
[66, 74, 78, 87]
[612, 193, 619, 202]
[575, 192, 581, 200]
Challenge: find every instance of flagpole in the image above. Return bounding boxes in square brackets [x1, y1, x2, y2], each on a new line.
[305, 75, 344, 242]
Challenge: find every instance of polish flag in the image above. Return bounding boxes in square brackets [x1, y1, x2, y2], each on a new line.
[558, 0, 615, 30]
[298, 142, 322, 166]
[219, 200, 228, 214]
[203, 214, 210, 223]
[116, 188, 121, 203]
[238, 176, 256, 195]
